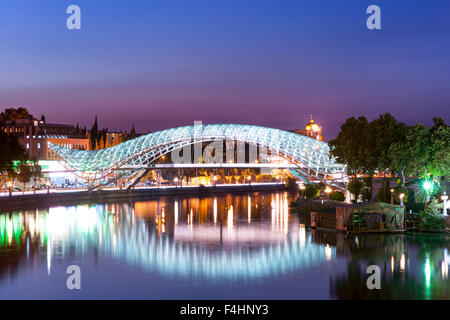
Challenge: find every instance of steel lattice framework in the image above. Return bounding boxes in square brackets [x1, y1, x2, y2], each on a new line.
[49, 124, 345, 186]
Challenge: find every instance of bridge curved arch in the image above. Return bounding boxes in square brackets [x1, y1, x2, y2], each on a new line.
[49, 124, 344, 182]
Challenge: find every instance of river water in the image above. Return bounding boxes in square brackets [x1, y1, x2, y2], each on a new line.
[0, 191, 449, 299]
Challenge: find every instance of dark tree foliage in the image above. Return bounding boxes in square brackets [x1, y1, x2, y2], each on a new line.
[390, 117, 449, 183]
[361, 176, 373, 202]
[90, 115, 99, 148]
[329, 113, 405, 176]
[419, 200, 445, 232]
[303, 184, 321, 199]
[284, 176, 298, 190]
[328, 116, 372, 176]
[347, 177, 363, 202]
[369, 113, 406, 173]
[329, 191, 346, 201]
[0, 130, 27, 172]
[130, 124, 136, 139]
[0, 107, 32, 122]
[329, 113, 449, 205]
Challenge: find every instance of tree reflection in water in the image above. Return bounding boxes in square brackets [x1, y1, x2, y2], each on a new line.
[329, 232, 450, 299]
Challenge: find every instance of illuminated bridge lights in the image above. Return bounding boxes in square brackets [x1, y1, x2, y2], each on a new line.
[48, 124, 346, 187]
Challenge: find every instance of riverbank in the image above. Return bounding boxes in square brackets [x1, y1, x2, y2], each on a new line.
[292, 199, 450, 234]
[0, 183, 287, 211]
[292, 199, 406, 234]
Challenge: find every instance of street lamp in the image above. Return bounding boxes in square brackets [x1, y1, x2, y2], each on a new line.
[213, 175, 218, 186]
[174, 177, 179, 187]
[441, 193, 448, 217]
[299, 184, 306, 199]
[423, 180, 433, 202]
[390, 188, 394, 205]
[325, 186, 332, 201]
[247, 176, 251, 185]
[6, 181, 12, 196]
[275, 176, 279, 184]
[399, 193, 405, 206]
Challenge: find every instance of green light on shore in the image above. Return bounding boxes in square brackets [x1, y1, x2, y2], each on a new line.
[423, 180, 433, 193]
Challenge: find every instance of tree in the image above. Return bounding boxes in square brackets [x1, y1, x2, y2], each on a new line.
[331, 114, 449, 204]
[418, 199, 445, 232]
[330, 114, 405, 169]
[90, 115, 99, 150]
[347, 177, 363, 202]
[140, 170, 157, 184]
[329, 116, 372, 176]
[429, 118, 450, 179]
[17, 162, 33, 193]
[369, 113, 406, 174]
[161, 169, 177, 182]
[0, 107, 32, 122]
[303, 184, 321, 199]
[389, 124, 430, 183]
[361, 176, 373, 202]
[390, 118, 449, 184]
[330, 191, 346, 201]
[31, 161, 43, 192]
[130, 125, 136, 139]
[182, 168, 197, 185]
[0, 130, 26, 188]
[284, 176, 298, 190]
[242, 168, 257, 182]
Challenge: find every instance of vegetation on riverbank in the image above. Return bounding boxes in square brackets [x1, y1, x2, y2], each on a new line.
[327, 113, 449, 232]
[0, 127, 42, 193]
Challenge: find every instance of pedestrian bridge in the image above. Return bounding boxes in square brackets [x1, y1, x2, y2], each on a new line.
[49, 123, 346, 187]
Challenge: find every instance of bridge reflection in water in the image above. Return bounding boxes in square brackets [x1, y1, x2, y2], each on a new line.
[1, 192, 450, 299]
[0, 192, 335, 281]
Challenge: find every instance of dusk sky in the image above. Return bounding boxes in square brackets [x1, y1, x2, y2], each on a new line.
[0, 0, 449, 140]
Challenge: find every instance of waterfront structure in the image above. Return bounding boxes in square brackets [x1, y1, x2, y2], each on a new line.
[49, 123, 346, 188]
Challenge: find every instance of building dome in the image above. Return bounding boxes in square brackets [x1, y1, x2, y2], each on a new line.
[305, 115, 320, 132]
[304, 115, 322, 140]
[290, 115, 323, 141]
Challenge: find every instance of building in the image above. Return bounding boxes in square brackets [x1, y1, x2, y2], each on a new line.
[106, 132, 124, 147]
[291, 115, 323, 141]
[1, 117, 89, 160]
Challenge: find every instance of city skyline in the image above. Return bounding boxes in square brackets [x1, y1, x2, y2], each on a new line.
[1, 0, 449, 140]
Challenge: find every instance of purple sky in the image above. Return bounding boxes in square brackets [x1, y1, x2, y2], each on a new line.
[1, 0, 449, 140]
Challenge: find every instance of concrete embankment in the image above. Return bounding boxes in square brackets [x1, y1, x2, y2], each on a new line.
[0, 184, 287, 211]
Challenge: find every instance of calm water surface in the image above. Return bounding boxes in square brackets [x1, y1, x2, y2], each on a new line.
[0, 191, 449, 299]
